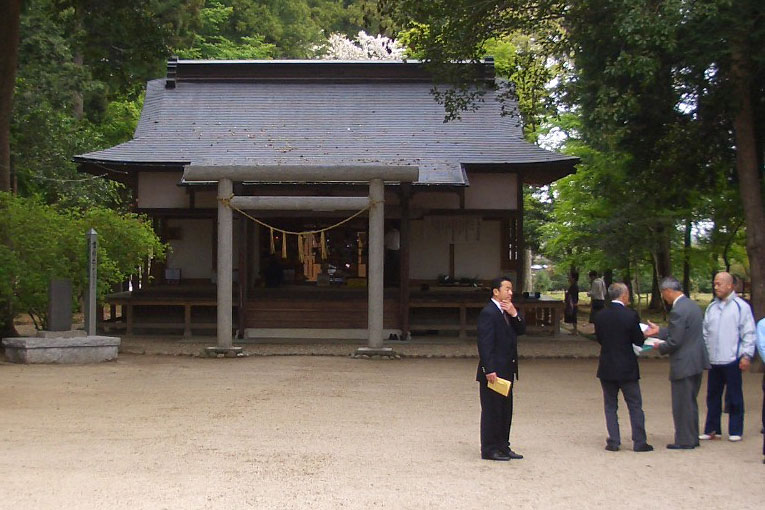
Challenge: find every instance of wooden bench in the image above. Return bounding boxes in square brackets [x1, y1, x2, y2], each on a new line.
[409, 300, 485, 339]
[102, 294, 235, 338]
[409, 297, 564, 338]
[519, 299, 565, 336]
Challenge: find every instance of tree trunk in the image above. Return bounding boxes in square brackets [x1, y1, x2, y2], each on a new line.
[72, 5, 85, 119]
[649, 258, 661, 310]
[0, 0, 22, 193]
[0, 0, 22, 334]
[649, 227, 672, 310]
[73, 53, 84, 119]
[730, 33, 765, 320]
[683, 219, 691, 296]
[603, 269, 613, 290]
[624, 261, 634, 304]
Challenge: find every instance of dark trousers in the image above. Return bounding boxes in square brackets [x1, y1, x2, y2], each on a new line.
[384, 250, 399, 286]
[671, 373, 702, 447]
[589, 299, 605, 323]
[600, 379, 648, 449]
[479, 380, 513, 455]
[761, 374, 764, 455]
[704, 360, 744, 436]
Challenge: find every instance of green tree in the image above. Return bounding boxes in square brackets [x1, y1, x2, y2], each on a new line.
[0, 192, 166, 334]
[382, 0, 765, 317]
[483, 35, 563, 143]
[0, 0, 22, 192]
[175, 0, 275, 59]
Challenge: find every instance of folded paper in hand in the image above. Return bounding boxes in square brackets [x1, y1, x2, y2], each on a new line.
[488, 377, 512, 397]
[633, 341, 656, 356]
[635, 323, 660, 356]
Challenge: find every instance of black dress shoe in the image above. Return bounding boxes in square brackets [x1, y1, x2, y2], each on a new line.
[482, 451, 511, 461]
[506, 449, 524, 460]
[634, 444, 654, 452]
[666, 443, 695, 450]
[605, 444, 619, 452]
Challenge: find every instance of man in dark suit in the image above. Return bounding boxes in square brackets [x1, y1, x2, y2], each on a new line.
[645, 276, 710, 449]
[476, 276, 526, 461]
[594, 282, 653, 452]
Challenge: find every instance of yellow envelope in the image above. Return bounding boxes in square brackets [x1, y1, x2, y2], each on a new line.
[488, 377, 512, 397]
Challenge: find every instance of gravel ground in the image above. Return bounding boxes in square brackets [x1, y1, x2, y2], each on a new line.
[116, 334, 605, 358]
[1, 352, 763, 510]
[115, 322, 609, 359]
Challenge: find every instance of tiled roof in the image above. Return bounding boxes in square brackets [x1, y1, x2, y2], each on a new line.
[75, 60, 577, 185]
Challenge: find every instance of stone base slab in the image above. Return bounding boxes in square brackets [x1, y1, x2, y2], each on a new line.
[352, 347, 399, 359]
[204, 346, 245, 358]
[2, 336, 121, 364]
[36, 329, 87, 339]
[244, 328, 402, 340]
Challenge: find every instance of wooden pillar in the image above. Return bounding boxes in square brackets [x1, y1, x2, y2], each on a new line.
[367, 178, 385, 349]
[516, 174, 525, 293]
[184, 304, 192, 338]
[449, 244, 455, 280]
[399, 183, 411, 340]
[215, 178, 234, 351]
[126, 303, 134, 335]
[237, 210, 248, 339]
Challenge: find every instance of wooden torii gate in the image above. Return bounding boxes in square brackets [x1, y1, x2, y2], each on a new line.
[182, 165, 420, 356]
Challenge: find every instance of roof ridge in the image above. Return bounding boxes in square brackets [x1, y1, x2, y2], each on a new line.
[164, 57, 496, 89]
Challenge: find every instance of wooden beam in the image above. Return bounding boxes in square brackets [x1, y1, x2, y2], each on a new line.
[184, 165, 419, 183]
[230, 196, 369, 211]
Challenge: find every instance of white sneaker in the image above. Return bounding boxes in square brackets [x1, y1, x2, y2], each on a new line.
[699, 433, 718, 440]
[728, 435, 742, 442]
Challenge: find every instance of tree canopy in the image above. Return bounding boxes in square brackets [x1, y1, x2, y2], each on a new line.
[0, 192, 165, 332]
[1, 0, 762, 320]
[385, 0, 765, 316]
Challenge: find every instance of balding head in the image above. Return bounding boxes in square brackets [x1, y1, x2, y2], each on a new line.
[713, 272, 734, 300]
[607, 282, 629, 304]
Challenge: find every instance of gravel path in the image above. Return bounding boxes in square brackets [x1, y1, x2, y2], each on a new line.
[116, 331, 607, 359]
[1, 354, 762, 510]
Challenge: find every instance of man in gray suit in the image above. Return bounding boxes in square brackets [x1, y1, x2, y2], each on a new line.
[645, 276, 710, 449]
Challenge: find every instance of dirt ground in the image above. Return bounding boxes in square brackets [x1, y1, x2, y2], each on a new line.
[1, 355, 763, 510]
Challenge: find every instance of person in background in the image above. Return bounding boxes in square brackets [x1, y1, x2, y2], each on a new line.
[588, 270, 607, 323]
[756, 317, 765, 464]
[383, 223, 400, 287]
[699, 271, 756, 442]
[564, 272, 579, 334]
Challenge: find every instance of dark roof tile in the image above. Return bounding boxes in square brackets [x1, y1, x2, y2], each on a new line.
[75, 62, 577, 185]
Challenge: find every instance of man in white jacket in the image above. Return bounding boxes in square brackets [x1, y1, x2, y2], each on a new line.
[756, 317, 765, 463]
[700, 272, 756, 442]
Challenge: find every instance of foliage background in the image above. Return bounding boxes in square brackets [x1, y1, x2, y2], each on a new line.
[4, 0, 763, 329]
